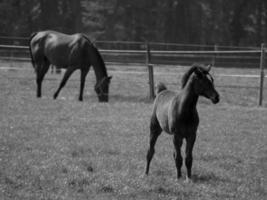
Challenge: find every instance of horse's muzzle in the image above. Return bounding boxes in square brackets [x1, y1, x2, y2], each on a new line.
[98, 96, 108, 103]
[211, 94, 220, 104]
[99, 99, 108, 103]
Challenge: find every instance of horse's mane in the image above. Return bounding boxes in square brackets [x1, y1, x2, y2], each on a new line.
[181, 64, 208, 89]
[181, 65, 198, 89]
[82, 34, 107, 77]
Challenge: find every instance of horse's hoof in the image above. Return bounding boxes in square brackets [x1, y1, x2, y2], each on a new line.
[141, 172, 148, 179]
[184, 177, 193, 184]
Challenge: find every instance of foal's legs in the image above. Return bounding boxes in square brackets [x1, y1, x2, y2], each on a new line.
[79, 67, 90, 101]
[173, 135, 183, 179]
[54, 67, 76, 99]
[145, 116, 162, 175]
[50, 64, 54, 74]
[36, 61, 49, 98]
[185, 134, 196, 181]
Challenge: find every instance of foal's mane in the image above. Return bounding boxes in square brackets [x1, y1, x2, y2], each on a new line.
[181, 64, 208, 89]
[181, 64, 198, 89]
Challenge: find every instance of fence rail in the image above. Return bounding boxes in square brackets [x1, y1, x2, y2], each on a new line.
[0, 42, 265, 105]
[0, 43, 264, 68]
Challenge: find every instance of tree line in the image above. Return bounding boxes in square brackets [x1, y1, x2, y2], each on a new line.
[0, 0, 266, 46]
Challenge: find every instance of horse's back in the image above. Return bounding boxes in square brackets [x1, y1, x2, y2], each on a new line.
[31, 30, 82, 43]
[44, 31, 84, 47]
[30, 30, 89, 67]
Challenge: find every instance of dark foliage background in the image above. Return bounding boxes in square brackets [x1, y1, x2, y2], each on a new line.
[0, 0, 266, 46]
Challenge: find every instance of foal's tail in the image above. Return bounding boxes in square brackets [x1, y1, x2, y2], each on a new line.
[28, 32, 38, 68]
[156, 82, 167, 95]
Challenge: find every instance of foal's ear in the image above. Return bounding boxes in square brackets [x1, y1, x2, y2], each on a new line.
[206, 64, 212, 72]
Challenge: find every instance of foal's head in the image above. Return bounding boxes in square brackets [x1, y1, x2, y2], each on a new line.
[193, 65, 219, 104]
[182, 64, 219, 104]
[95, 76, 112, 102]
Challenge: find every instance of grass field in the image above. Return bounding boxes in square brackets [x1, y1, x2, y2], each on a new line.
[0, 61, 267, 200]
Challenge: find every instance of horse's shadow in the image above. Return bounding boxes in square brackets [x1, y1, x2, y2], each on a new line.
[109, 94, 153, 104]
[82, 94, 152, 104]
[191, 172, 228, 183]
[152, 168, 229, 184]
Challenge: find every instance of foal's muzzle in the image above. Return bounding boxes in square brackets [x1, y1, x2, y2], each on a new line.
[211, 93, 220, 104]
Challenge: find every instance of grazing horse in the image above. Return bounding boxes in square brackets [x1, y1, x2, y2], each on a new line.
[145, 64, 220, 182]
[29, 30, 112, 102]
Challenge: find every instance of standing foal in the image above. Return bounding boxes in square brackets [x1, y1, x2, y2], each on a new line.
[145, 64, 219, 182]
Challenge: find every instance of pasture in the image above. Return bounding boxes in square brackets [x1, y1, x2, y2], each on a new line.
[0, 61, 267, 200]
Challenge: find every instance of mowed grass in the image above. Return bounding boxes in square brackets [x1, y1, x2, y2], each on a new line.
[0, 62, 267, 200]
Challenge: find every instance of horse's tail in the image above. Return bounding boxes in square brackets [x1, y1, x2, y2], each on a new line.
[156, 82, 167, 95]
[28, 32, 38, 68]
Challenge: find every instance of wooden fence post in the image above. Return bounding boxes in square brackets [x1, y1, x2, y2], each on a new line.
[146, 42, 155, 99]
[148, 64, 155, 99]
[258, 43, 265, 106]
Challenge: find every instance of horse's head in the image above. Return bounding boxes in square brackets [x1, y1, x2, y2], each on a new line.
[95, 76, 112, 102]
[193, 65, 220, 104]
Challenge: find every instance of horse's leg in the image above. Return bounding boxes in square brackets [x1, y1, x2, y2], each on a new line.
[145, 116, 162, 175]
[79, 67, 90, 101]
[173, 135, 183, 179]
[54, 67, 76, 99]
[36, 61, 49, 98]
[185, 134, 196, 181]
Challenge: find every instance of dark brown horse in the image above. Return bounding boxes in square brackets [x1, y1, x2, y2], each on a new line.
[29, 30, 112, 102]
[145, 64, 219, 182]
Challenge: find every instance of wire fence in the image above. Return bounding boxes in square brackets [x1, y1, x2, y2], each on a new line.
[0, 44, 264, 68]
[0, 36, 265, 106]
[0, 35, 265, 67]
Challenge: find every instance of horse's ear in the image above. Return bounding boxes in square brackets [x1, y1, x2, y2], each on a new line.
[206, 64, 212, 72]
[107, 76, 112, 82]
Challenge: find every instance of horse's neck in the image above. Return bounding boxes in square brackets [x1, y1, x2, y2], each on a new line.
[91, 58, 107, 83]
[179, 77, 198, 110]
[90, 48, 107, 83]
[92, 65, 106, 82]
